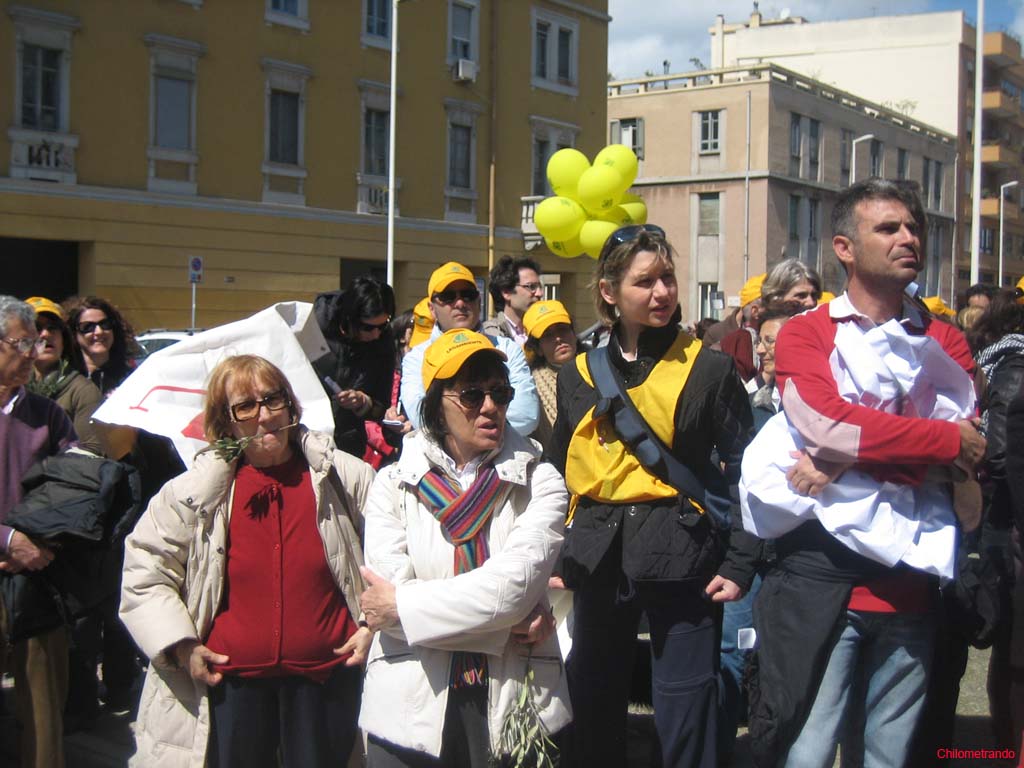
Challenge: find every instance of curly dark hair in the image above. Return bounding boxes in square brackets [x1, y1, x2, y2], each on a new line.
[487, 256, 541, 312]
[967, 289, 1024, 354]
[63, 296, 137, 387]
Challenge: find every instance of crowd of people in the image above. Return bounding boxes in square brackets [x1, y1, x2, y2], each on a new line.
[1, 176, 1023, 767]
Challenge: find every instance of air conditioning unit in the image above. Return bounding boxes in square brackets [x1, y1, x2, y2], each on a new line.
[454, 58, 477, 83]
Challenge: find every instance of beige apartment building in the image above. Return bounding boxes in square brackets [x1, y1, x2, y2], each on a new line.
[607, 64, 957, 322]
[709, 8, 1024, 299]
[1, 0, 609, 331]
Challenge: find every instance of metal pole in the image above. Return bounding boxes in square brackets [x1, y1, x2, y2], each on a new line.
[951, 153, 960, 305]
[744, 90, 750, 281]
[999, 180, 1018, 286]
[190, 282, 196, 330]
[386, 0, 400, 287]
[851, 134, 874, 184]
[970, 0, 985, 285]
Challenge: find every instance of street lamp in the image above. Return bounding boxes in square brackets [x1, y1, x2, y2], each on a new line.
[999, 180, 1019, 287]
[850, 134, 874, 184]
[386, 0, 407, 287]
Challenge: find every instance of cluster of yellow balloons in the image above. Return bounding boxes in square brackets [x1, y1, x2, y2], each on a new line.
[533, 144, 647, 259]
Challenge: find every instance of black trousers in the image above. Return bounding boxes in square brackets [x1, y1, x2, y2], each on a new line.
[565, 574, 718, 768]
[208, 664, 362, 768]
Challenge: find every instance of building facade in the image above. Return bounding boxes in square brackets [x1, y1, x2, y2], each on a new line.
[608, 64, 956, 322]
[709, 8, 1024, 301]
[2, 0, 609, 330]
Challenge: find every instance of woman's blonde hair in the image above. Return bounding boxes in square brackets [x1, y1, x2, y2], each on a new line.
[203, 355, 302, 443]
[590, 229, 675, 326]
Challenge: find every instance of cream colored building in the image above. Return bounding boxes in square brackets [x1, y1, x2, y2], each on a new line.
[709, 8, 1024, 300]
[2, 0, 609, 331]
[608, 64, 956, 322]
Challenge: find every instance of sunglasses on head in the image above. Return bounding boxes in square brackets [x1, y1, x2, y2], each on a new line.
[446, 385, 515, 410]
[228, 390, 291, 422]
[605, 224, 667, 251]
[358, 319, 390, 333]
[432, 288, 480, 306]
[77, 318, 114, 334]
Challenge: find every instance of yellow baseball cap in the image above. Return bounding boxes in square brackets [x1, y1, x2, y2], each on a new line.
[818, 291, 837, 305]
[1016, 276, 1024, 305]
[428, 262, 476, 297]
[740, 274, 766, 307]
[25, 296, 64, 320]
[421, 329, 506, 390]
[923, 296, 956, 317]
[523, 300, 572, 340]
[409, 297, 434, 348]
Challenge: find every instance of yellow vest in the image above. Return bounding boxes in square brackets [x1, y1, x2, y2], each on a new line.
[565, 332, 702, 506]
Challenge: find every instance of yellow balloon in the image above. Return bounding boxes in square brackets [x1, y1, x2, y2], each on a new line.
[620, 200, 647, 225]
[579, 219, 619, 258]
[546, 148, 591, 199]
[599, 205, 635, 227]
[577, 165, 624, 215]
[594, 144, 639, 189]
[546, 235, 585, 259]
[533, 196, 587, 242]
[620, 192, 644, 205]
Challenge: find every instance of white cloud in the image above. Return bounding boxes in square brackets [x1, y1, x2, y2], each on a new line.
[609, 0, 937, 79]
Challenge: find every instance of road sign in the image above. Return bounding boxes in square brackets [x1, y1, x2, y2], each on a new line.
[189, 256, 204, 284]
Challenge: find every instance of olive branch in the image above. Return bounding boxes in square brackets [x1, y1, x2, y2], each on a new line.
[494, 650, 558, 768]
[210, 422, 298, 463]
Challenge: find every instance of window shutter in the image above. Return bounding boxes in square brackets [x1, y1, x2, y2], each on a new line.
[636, 118, 645, 160]
[609, 119, 621, 144]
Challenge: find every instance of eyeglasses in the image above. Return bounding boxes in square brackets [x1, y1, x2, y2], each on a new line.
[605, 224, 667, 251]
[77, 318, 114, 334]
[228, 390, 291, 422]
[358, 319, 390, 333]
[3, 337, 46, 356]
[518, 282, 544, 295]
[445, 385, 515, 410]
[432, 288, 480, 306]
[758, 335, 778, 348]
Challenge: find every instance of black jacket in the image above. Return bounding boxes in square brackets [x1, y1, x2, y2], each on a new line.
[2, 452, 142, 642]
[548, 319, 759, 588]
[313, 290, 396, 458]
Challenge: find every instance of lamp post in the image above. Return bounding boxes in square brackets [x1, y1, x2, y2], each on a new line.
[386, 0, 403, 287]
[851, 134, 875, 184]
[999, 180, 1019, 287]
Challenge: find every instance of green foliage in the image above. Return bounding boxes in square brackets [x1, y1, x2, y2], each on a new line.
[493, 653, 558, 768]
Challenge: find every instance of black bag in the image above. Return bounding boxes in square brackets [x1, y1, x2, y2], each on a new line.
[943, 538, 1008, 649]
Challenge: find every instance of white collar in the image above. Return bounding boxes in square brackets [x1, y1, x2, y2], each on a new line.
[828, 291, 927, 331]
[2, 386, 24, 415]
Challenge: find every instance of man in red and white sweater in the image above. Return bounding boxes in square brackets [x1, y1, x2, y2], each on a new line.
[753, 179, 987, 768]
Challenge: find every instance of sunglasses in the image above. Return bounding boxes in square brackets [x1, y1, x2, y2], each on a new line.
[605, 224, 667, 251]
[228, 390, 291, 422]
[358, 319, 390, 333]
[446, 385, 515, 410]
[432, 288, 480, 306]
[77, 318, 114, 334]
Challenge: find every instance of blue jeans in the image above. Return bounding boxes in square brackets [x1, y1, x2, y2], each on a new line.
[784, 610, 935, 768]
[718, 573, 762, 759]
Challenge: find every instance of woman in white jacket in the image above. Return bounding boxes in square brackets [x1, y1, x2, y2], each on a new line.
[359, 329, 571, 767]
[120, 355, 375, 768]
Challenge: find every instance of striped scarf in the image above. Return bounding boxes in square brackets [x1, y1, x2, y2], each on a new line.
[417, 464, 510, 687]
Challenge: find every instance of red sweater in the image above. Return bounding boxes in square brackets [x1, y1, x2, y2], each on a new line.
[205, 452, 356, 680]
[775, 297, 975, 612]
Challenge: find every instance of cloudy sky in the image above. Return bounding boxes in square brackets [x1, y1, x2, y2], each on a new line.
[608, 0, 1024, 79]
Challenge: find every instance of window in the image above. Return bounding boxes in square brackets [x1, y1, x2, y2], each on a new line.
[698, 194, 720, 236]
[869, 139, 882, 177]
[265, 0, 309, 31]
[531, 8, 578, 95]
[531, 115, 579, 198]
[357, 80, 399, 215]
[790, 114, 802, 159]
[789, 195, 801, 240]
[449, 1, 477, 61]
[840, 129, 853, 186]
[808, 199, 819, 241]
[981, 227, 995, 254]
[808, 119, 820, 180]
[445, 98, 482, 222]
[700, 111, 720, 153]
[699, 282, 720, 320]
[364, 109, 388, 176]
[532, 137, 550, 196]
[145, 34, 204, 194]
[449, 124, 472, 188]
[154, 77, 190, 150]
[363, 0, 390, 46]
[10, 6, 80, 183]
[897, 148, 908, 180]
[932, 161, 943, 209]
[922, 158, 931, 203]
[261, 58, 311, 204]
[610, 117, 644, 160]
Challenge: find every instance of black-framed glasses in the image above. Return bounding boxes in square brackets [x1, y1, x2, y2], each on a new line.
[606, 224, 667, 251]
[228, 390, 291, 422]
[2, 337, 45, 356]
[432, 288, 480, 306]
[518, 282, 544, 294]
[446, 385, 515, 410]
[77, 318, 114, 334]
[358, 318, 390, 333]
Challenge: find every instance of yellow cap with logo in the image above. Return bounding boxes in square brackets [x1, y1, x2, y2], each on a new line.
[523, 300, 572, 340]
[421, 329, 506, 390]
[409, 297, 434, 348]
[923, 296, 956, 317]
[25, 296, 64, 320]
[739, 274, 766, 307]
[428, 262, 476, 297]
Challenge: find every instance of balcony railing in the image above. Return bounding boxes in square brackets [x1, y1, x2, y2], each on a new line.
[356, 173, 401, 216]
[8, 128, 78, 183]
[520, 195, 544, 250]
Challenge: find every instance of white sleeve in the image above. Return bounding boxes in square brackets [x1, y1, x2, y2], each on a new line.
[499, 338, 540, 437]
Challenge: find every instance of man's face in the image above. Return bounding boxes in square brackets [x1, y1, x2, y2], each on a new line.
[502, 268, 543, 316]
[1, 317, 40, 389]
[430, 279, 481, 331]
[836, 199, 922, 291]
[967, 293, 991, 310]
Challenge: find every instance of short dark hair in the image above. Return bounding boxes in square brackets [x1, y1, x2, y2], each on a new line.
[756, 301, 802, 330]
[336, 277, 395, 336]
[831, 178, 927, 260]
[419, 351, 509, 444]
[965, 283, 995, 301]
[488, 256, 541, 312]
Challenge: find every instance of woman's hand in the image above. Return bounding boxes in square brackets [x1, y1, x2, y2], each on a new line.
[359, 567, 399, 631]
[335, 625, 374, 667]
[705, 575, 745, 603]
[336, 389, 371, 414]
[171, 639, 228, 686]
[382, 406, 413, 435]
[547, 575, 566, 590]
[510, 605, 556, 646]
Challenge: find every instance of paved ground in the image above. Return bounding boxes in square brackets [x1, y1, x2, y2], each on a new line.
[0, 646, 1012, 767]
